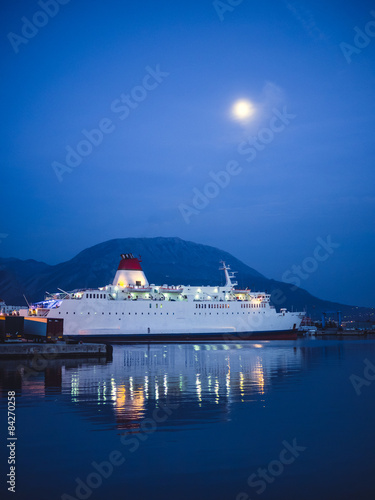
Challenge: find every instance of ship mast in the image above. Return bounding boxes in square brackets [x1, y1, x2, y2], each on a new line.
[219, 261, 238, 288]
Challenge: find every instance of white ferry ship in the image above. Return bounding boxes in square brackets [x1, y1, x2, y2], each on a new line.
[23, 254, 304, 340]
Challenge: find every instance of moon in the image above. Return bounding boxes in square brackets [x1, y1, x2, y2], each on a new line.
[232, 99, 255, 120]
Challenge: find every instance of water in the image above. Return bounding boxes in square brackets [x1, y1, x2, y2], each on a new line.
[1, 338, 375, 500]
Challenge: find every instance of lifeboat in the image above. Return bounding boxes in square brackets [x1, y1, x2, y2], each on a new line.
[159, 285, 184, 294]
[123, 285, 152, 293]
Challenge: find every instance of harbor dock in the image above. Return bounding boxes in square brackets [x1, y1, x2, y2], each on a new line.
[0, 342, 112, 359]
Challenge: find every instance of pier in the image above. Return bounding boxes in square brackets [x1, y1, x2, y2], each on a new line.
[0, 342, 112, 359]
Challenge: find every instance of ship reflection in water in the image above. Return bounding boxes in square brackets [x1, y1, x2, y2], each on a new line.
[1, 342, 307, 430]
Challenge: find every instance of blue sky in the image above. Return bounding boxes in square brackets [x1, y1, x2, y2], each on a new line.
[1, 0, 374, 307]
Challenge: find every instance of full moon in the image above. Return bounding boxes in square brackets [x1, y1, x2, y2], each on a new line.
[232, 99, 255, 120]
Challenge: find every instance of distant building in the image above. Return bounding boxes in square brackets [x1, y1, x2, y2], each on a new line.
[0, 300, 24, 315]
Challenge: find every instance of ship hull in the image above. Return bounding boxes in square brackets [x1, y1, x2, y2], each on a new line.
[39, 297, 303, 339]
[65, 329, 298, 342]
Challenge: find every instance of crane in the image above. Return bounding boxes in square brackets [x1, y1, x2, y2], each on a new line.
[322, 311, 342, 329]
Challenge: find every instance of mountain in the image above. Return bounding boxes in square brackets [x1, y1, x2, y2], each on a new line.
[0, 237, 373, 321]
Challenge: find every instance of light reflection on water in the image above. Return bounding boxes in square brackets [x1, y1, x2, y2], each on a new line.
[2, 342, 303, 429]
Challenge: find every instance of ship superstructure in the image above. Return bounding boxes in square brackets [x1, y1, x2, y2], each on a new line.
[23, 254, 304, 340]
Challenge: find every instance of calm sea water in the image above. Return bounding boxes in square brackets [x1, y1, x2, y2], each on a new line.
[1, 338, 375, 500]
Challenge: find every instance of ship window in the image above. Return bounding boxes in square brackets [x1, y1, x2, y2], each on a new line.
[156, 304, 158, 308]
[104, 294, 106, 299]
[100, 294, 102, 299]
[66, 312, 68, 314]
[102, 312, 104, 315]
[136, 281, 141, 286]
[149, 304, 152, 308]
[90, 294, 92, 298]
[59, 312, 61, 314]
[86, 294, 88, 298]
[88, 312, 90, 314]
